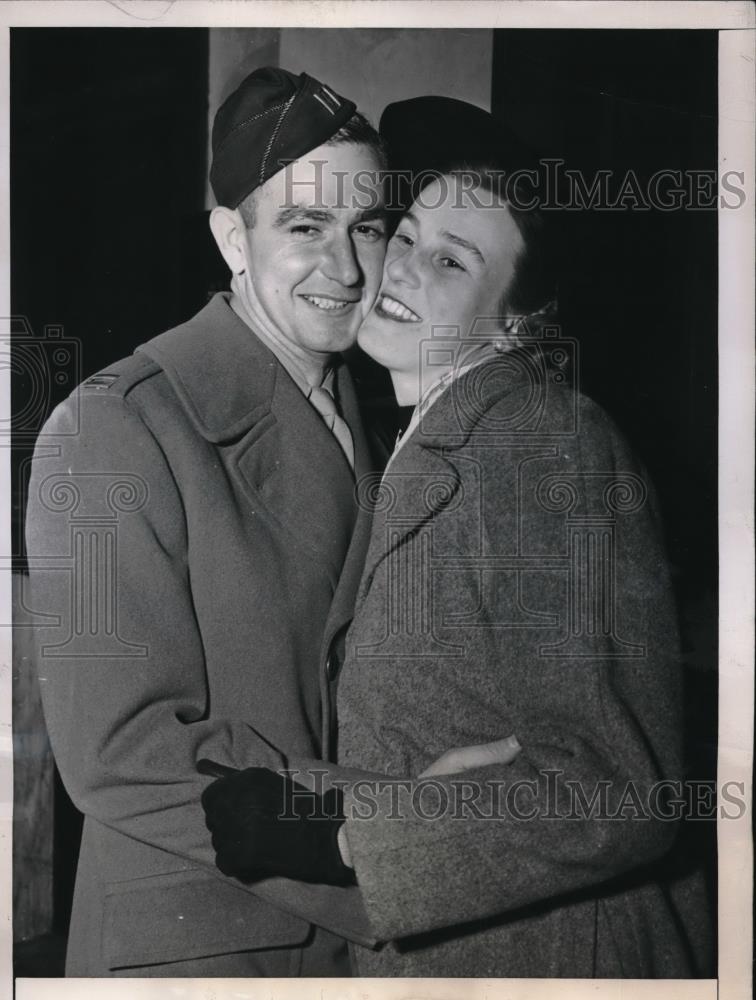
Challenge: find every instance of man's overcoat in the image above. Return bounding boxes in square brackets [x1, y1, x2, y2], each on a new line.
[336, 349, 710, 976]
[24, 293, 376, 975]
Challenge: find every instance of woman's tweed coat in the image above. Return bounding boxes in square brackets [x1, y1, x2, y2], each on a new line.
[336, 351, 708, 976]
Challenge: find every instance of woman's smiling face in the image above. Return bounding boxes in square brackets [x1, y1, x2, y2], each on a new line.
[357, 174, 525, 391]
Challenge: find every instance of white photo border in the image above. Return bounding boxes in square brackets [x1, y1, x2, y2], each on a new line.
[1, 4, 752, 1000]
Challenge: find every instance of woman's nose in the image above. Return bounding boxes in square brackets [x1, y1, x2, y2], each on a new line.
[385, 246, 421, 288]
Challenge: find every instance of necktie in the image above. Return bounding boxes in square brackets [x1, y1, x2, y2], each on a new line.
[308, 385, 355, 471]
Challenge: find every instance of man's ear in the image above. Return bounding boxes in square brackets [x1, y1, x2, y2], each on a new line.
[209, 206, 247, 275]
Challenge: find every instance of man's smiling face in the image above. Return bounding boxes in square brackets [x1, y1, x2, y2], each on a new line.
[239, 140, 386, 359]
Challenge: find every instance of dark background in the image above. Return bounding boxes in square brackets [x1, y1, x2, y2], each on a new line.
[11, 27, 718, 974]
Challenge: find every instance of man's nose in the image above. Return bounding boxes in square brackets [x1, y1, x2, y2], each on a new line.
[321, 235, 361, 287]
[385, 246, 421, 288]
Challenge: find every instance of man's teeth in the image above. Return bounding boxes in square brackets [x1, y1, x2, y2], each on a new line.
[379, 295, 421, 322]
[303, 295, 352, 311]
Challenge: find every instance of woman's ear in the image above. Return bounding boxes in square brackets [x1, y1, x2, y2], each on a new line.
[493, 316, 523, 352]
[209, 206, 247, 275]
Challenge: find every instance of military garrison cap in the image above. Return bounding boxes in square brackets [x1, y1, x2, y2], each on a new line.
[210, 66, 356, 208]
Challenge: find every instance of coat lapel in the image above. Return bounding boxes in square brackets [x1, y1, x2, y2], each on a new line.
[355, 435, 462, 608]
[138, 293, 357, 584]
[334, 362, 371, 483]
[138, 293, 276, 443]
[355, 350, 538, 598]
[252, 365, 356, 582]
[319, 364, 379, 643]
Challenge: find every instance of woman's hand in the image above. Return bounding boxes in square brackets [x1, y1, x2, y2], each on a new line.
[419, 736, 521, 778]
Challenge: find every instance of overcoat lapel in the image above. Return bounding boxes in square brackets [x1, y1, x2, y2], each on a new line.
[355, 353, 536, 599]
[355, 436, 462, 608]
[334, 362, 371, 483]
[138, 293, 356, 584]
[320, 364, 375, 643]
[253, 369, 357, 582]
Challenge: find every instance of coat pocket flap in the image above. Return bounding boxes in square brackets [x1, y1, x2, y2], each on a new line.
[103, 868, 310, 969]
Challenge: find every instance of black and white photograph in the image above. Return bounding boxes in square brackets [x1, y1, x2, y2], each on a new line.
[2, 2, 753, 998]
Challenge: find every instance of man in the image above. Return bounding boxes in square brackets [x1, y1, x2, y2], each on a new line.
[24, 66, 389, 977]
[202, 97, 712, 977]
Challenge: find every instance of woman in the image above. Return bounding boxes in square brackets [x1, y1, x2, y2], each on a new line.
[203, 98, 708, 978]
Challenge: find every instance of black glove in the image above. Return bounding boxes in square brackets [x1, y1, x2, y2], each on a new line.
[198, 760, 355, 887]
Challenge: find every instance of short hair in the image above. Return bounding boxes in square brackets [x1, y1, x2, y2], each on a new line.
[238, 111, 386, 228]
[328, 110, 387, 168]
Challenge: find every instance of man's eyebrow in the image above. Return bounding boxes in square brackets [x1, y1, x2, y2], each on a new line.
[440, 230, 486, 264]
[273, 207, 336, 227]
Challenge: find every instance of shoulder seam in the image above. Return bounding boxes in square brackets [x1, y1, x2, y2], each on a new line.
[119, 356, 162, 398]
[80, 354, 162, 400]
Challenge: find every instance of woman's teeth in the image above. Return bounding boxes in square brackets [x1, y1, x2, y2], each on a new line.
[378, 295, 421, 322]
